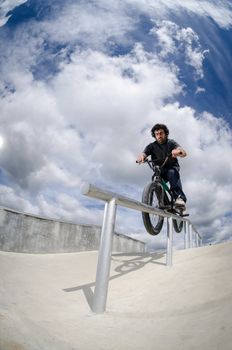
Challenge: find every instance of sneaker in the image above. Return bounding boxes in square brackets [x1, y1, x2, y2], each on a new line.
[175, 196, 186, 209]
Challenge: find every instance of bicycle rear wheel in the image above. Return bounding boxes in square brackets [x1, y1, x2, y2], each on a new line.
[165, 190, 184, 233]
[142, 182, 165, 235]
[173, 218, 184, 233]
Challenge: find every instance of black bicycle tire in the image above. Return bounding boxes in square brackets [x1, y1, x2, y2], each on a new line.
[142, 181, 165, 235]
[163, 189, 184, 233]
[173, 218, 184, 233]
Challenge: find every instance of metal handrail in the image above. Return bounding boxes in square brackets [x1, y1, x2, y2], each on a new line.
[82, 182, 202, 313]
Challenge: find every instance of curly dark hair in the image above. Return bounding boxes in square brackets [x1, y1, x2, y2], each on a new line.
[151, 123, 169, 138]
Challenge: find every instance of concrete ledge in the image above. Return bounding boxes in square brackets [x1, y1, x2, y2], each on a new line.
[0, 207, 146, 253]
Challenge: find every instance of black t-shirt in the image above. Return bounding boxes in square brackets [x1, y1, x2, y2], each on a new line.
[143, 139, 180, 169]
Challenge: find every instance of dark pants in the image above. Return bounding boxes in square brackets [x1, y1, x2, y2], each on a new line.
[161, 167, 187, 202]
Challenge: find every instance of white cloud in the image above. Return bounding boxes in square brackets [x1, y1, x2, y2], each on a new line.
[195, 86, 206, 94]
[39, 2, 135, 49]
[51, 45, 181, 186]
[124, 0, 232, 28]
[0, 184, 37, 213]
[36, 192, 104, 225]
[0, 0, 229, 89]
[0, 0, 27, 27]
[150, 21, 208, 78]
[175, 0, 232, 29]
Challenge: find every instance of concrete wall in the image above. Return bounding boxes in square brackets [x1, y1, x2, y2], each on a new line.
[0, 207, 146, 253]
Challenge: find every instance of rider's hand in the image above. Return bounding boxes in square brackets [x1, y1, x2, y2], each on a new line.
[171, 148, 186, 158]
[136, 153, 147, 164]
[171, 149, 179, 158]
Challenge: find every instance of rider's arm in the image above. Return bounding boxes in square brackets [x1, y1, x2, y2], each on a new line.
[137, 143, 154, 163]
[171, 147, 187, 158]
[136, 152, 147, 164]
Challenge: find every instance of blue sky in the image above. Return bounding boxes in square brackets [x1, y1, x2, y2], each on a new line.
[0, 0, 232, 250]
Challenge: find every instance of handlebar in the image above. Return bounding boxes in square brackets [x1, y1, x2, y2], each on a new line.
[136, 151, 184, 166]
[136, 158, 166, 172]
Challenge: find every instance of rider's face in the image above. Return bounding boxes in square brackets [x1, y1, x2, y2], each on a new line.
[154, 129, 167, 144]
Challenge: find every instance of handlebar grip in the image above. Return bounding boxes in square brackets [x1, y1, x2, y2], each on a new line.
[136, 160, 148, 164]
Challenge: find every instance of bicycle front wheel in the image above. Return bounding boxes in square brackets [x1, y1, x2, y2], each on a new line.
[142, 182, 165, 235]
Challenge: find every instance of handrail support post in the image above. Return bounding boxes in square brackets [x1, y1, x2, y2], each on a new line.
[92, 198, 117, 313]
[184, 221, 188, 249]
[189, 223, 193, 248]
[166, 217, 173, 266]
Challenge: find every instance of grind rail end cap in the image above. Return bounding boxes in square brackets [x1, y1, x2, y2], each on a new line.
[81, 182, 91, 195]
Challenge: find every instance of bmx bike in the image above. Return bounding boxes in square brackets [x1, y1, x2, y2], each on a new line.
[139, 156, 188, 236]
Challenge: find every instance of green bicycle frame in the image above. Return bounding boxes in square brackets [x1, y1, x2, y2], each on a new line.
[161, 179, 170, 192]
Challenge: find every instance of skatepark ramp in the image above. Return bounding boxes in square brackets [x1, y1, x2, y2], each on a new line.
[82, 183, 202, 313]
[1, 239, 231, 350]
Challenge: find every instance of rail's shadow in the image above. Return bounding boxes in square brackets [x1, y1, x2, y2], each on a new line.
[63, 251, 165, 310]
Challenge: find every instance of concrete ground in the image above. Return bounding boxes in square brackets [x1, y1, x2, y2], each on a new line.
[1, 242, 232, 350]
